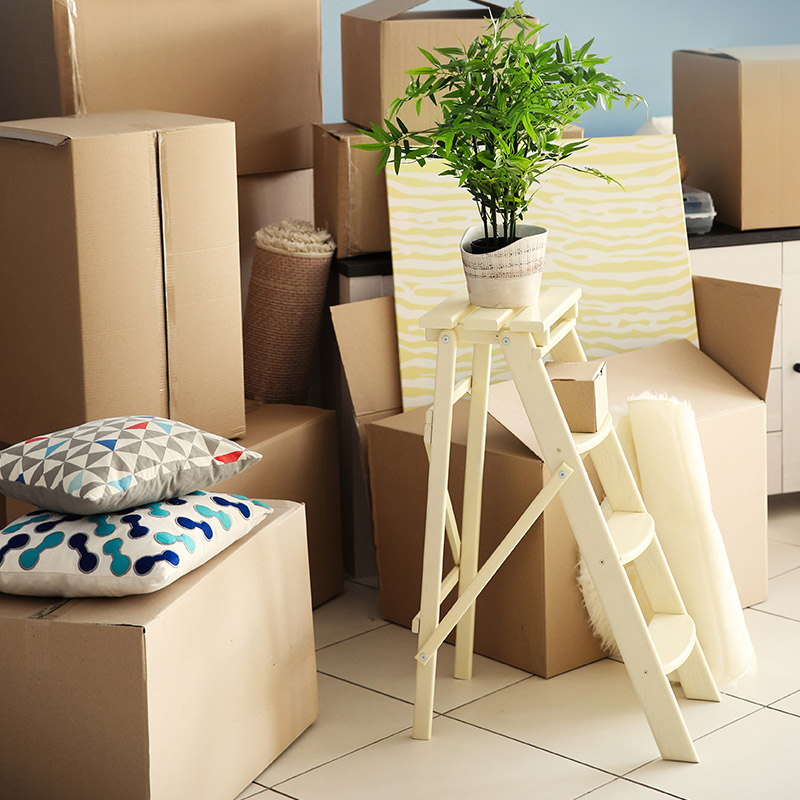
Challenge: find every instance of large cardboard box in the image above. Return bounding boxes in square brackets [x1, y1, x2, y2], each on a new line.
[0, 111, 246, 444]
[673, 46, 800, 230]
[0, 0, 321, 174]
[0, 501, 318, 800]
[343, 277, 778, 676]
[369, 402, 607, 677]
[314, 122, 391, 258]
[211, 403, 344, 607]
[341, 0, 507, 130]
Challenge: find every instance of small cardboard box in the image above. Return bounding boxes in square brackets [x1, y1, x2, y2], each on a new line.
[545, 361, 608, 433]
[210, 403, 344, 607]
[314, 122, 391, 258]
[0, 0, 322, 174]
[339, 276, 778, 675]
[673, 46, 800, 230]
[341, 0, 508, 130]
[0, 110, 246, 444]
[0, 501, 318, 800]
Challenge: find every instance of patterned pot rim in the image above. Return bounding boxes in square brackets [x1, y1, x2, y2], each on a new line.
[460, 225, 548, 279]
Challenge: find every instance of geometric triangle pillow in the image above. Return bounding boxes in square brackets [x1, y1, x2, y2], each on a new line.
[0, 416, 261, 515]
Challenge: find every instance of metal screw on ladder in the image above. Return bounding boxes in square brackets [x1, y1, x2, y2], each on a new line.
[419, 652, 428, 662]
[442, 334, 451, 343]
[502, 337, 510, 345]
[558, 469, 568, 479]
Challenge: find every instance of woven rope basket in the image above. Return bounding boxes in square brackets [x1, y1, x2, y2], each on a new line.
[243, 241, 333, 404]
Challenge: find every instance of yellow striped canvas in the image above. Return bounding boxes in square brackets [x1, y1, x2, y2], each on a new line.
[386, 135, 697, 409]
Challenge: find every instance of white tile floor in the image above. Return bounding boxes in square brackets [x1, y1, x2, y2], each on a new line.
[234, 493, 800, 800]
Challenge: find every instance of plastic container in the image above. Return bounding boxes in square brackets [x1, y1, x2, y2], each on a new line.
[683, 185, 716, 235]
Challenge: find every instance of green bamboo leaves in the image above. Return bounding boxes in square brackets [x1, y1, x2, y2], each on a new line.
[358, 1, 643, 243]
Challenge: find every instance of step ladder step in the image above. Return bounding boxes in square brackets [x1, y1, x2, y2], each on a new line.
[648, 613, 697, 674]
[573, 414, 613, 454]
[607, 511, 656, 565]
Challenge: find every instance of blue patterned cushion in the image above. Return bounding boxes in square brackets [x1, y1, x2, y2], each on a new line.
[0, 416, 261, 514]
[0, 492, 271, 597]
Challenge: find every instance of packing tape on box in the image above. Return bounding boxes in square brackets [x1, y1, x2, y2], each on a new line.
[54, 0, 86, 115]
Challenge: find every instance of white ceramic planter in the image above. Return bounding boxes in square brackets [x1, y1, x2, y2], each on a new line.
[460, 224, 548, 308]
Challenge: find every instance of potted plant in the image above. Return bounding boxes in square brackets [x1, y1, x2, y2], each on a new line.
[360, 1, 643, 308]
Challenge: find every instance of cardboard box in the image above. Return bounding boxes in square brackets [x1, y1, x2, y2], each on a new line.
[238, 170, 315, 307]
[0, 501, 318, 800]
[331, 297, 403, 578]
[314, 122, 391, 258]
[211, 403, 343, 607]
[673, 46, 800, 230]
[546, 361, 608, 434]
[368, 402, 607, 677]
[0, 110, 246, 444]
[341, 0, 508, 130]
[339, 276, 778, 674]
[605, 276, 780, 607]
[0, 0, 321, 175]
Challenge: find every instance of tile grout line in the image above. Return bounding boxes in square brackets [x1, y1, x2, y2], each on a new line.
[746, 606, 800, 624]
[437, 713, 624, 781]
[609, 774, 690, 799]
[261, 725, 415, 791]
[687, 703, 764, 744]
[437, 672, 536, 715]
[314, 620, 392, 653]
[315, 669, 415, 705]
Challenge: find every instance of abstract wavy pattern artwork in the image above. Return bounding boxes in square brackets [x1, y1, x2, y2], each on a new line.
[385, 135, 697, 408]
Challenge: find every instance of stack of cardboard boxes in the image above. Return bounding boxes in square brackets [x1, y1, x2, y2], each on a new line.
[321, 0, 509, 576]
[0, 2, 338, 796]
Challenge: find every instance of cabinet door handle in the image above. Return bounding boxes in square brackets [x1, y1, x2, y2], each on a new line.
[794, 363, 800, 373]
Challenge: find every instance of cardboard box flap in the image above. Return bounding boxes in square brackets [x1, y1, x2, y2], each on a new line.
[346, 0, 506, 22]
[331, 296, 402, 418]
[693, 275, 780, 402]
[0, 110, 232, 139]
[545, 361, 605, 382]
[320, 122, 369, 142]
[0, 126, 69, 146]
[674, 49, 740, 61]
[706, 45, 800, 63]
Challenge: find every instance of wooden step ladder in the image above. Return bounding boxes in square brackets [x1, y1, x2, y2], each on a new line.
[412, 286, 720, 762]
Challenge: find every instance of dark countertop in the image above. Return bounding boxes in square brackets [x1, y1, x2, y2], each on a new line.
[334, 252, 393, 278]
[688, 222, 800, 249]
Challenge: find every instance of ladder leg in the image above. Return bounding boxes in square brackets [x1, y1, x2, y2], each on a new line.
[413, 329, 458, 740]
[549, 327, 587, 363]
[678, 642, 721, 702]
[635, 538, 720, 703]
[502, 333, 699, 762]
[454, 342, 492, 680]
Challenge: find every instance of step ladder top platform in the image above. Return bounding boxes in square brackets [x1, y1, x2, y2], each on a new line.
[419, 287, 582, 335]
